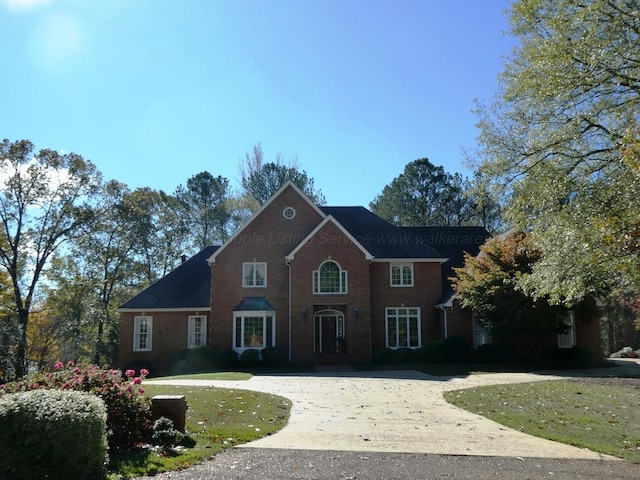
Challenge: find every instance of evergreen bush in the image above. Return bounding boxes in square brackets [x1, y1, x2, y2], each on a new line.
[239, 348, 260, 367]
[261, 346, 286, 367]
[0, 389, 108, 480]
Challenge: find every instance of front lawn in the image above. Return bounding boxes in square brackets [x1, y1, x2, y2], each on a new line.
[444, 378, 640, 463]
[108, 384, 291, 479]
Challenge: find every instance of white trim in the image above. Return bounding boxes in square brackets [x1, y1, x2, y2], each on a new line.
[384, 307, 421, 349]
[390, 262, 414, 287]
[118, 307, 211, 313]
[208, 181, 326, 264]
[133, 316, 153, 352]
[313, 259, 348, 294]
[188, 315, 207, 349]
[242, 261, 267, 288]
[232, 310, 276, 352]
[558, 311, 576, 349]
[371, 257, 448, 263]
[286, 215, 374, 262]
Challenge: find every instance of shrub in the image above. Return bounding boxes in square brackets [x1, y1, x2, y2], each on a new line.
[214, 349, 239, 369]
[261, 346, 286, 367]
[474, 343, 516, 364]
[239, 348, 260, 368]
[0, 362, 152, 452]
[421, 341, 444, 363]
[441, 336, 471, 363]
[171, 346, 217, 374]
[0, 389, 108, 480]
[372, 347, 392, 364]
[152, 416, 184, 454]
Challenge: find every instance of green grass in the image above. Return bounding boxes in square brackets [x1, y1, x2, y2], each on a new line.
[149, 371, 253, 381]
[444, 379, 640, 463]
[108, 384, 291, 479]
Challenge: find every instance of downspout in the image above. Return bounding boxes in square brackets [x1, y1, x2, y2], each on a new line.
[443, 307, 449, 340]
[286, 259, 292, 363]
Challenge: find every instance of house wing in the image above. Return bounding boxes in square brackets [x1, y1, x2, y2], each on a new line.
[117, 245, 218, 311]
[207, 181, 326, 264]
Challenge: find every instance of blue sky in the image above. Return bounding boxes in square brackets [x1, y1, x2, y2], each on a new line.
[1, 0, 515, 207]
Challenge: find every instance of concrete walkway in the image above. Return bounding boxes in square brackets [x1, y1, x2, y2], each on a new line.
[146, 362, 640, 461]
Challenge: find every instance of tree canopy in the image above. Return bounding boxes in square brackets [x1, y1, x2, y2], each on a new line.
[369, 158, 498, 229]
[175, 172, 232, 249]
[452, 230, 566, 343]
[0, 139, 102, 377]
[475, 0, 640, 304]
[239, 143, 326, 206]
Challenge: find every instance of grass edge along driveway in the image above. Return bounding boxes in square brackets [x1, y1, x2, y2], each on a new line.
[444, 378, 640, 463]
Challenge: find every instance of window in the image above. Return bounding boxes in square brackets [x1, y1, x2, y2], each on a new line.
[133, 316, 152, 351]
[283, 207, 296, 219]
[243, 262, 267, 287]
[313, 260, 347, 294]
[385, 307, 420, 348]
[233, 311, 275, 350]
[390, 263, 414, 287]
[473, 315, 491, 348]
[558, 311, 576, 348]
[188, 315, 207, 349]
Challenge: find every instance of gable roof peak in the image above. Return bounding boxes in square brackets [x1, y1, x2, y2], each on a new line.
[207, 180, 325, 264]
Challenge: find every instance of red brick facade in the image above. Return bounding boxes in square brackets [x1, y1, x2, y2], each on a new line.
[118, 182, 602, 372]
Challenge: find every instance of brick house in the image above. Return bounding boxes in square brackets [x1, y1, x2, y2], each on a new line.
[118, 182, 601, 372]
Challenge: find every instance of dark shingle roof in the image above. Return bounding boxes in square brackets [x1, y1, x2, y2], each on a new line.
[233, 297, 275, 311]
[118, 246, 218, 310]
[402, 226, 490, 304]
[320, 206, 445, 259]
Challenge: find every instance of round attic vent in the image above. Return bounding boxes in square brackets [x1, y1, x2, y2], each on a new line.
[283, 207, 296, 219]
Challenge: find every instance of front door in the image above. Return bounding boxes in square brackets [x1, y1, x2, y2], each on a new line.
[314, 310, 345, 354]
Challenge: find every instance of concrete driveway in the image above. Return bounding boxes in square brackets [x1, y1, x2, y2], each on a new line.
[146, 367, 634, 461]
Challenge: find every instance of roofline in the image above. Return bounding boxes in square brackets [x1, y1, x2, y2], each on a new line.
[371, 257, 449, 263]
[208, 181, 326, 264]
[285, 215, 374, 261]
[117, 307, 211, 313]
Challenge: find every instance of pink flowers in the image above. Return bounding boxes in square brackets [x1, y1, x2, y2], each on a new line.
[125, 369, 136, 378]
[54, 361, 64, 370]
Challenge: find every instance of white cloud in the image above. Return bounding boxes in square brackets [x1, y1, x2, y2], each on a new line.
[27, 10, 86, 71]
[4, 0, 53, 12]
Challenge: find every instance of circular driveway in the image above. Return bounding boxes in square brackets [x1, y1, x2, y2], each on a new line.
[147, 369, 623, 461]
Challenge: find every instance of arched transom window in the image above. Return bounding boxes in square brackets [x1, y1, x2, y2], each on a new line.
[313, 260, 347, 294]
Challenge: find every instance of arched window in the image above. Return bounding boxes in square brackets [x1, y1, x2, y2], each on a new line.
[313, 260, 347, 294]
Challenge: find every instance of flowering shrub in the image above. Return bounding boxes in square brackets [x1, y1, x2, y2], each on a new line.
[0, 362, 152, 451]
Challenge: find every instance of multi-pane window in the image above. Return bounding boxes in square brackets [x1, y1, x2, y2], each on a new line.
[188, 315, 207, 349]
[390, 263, 414, 287]
[473, 315, 491, 348]
[133, 316, 152, 351]
[233, 312, 275, 350]
[558, 311, 576, 348]
[385, 307, 420, 348]
[313, 260, 347, 294]
[243, 262, 267, 287]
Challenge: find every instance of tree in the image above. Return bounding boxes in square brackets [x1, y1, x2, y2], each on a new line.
[451, 230, 566, 344]
[0, 139, 102, 378]
[239, 143, 326, 206]
[370, 158, 478, 226]
[175, 172, 232, 249]
[474, 0, 640, 305]
[47, 182, 189, 366]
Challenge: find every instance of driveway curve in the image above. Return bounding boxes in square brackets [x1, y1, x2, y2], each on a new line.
[146, 369, 626, 461]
